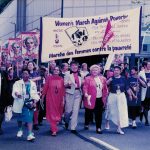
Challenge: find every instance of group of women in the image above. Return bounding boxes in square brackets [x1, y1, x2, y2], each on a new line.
[0, 60, 150, 141]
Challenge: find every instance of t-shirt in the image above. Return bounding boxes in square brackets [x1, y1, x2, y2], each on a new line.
[145, 72, 150, 98]
[127, 76, 143, 106]
[109, 76, 129, 93]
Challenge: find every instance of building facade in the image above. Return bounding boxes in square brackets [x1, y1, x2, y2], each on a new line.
[0, 0, 150, 63]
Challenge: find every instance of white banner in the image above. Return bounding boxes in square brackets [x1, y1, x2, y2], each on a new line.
[41, 7, 141, 62]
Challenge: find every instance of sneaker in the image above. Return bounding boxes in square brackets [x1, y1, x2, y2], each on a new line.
[27, 134, 35, 141]
[17, 130, 23, 137]
[132, 121, 137, 129]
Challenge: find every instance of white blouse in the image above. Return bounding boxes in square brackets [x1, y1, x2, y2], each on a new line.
[94, 76, 103, 98]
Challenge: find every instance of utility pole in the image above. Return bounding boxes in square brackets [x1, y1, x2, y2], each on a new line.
[61, 0, 64, 18]
[10, 22, 16, 38]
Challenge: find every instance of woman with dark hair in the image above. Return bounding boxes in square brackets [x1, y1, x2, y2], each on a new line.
[127, 66, 146, 128]
[42, 66, 65, 136]
[12, 68, 40, 141]
[105, 66, 132, 135]
[27, 61, 40, 130]
[0, 67, 18, 135]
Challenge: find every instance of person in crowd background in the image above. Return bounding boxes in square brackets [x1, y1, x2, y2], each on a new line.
[127, 66, 146, 128]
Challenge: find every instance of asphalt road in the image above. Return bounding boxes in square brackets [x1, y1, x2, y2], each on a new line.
[0, 109, 150, 150]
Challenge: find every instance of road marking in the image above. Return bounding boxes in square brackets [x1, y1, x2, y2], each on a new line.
[90, 137, 120, 150]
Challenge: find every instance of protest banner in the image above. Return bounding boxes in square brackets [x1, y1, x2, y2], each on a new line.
[21, 32, 39, 60]
[41, 7, 141, 62]
[8, 38, 22, 62]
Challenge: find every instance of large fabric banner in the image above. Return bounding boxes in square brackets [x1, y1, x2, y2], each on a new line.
[21, 32, 39, 60]
[8, 38, 23, 62]
[41, 7, 141, 62]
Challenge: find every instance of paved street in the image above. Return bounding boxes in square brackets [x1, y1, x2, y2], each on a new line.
[0, 109, 150, 150]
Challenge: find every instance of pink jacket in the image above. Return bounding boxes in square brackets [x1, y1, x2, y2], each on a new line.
[83, 75, 108, 109]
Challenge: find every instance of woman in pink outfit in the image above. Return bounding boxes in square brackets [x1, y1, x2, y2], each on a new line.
[42, 66, 65, 136]
[83, 65, 108, 134]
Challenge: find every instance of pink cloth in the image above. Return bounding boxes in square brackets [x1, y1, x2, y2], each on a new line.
[73, 73, 80, 88]
[83, 75, 108, 109]
[42, 75, 65, 132]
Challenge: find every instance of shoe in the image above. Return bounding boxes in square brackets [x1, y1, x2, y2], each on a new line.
[17, 130, 23, 137]
[65, 123, 69, 130]
[84, 125, 89, 130]
[132, 121, 137, 129]
[96, 128, 103, 134]
[145, 121, 150, 126]
[38, 123, 43, 126]
[105, 124, 110, 130]
[27, 134, 35, 141]
[33, 125, 39, 130]
[140, 113, 143, 122]
[51, 132, 57, 136]
[117, 128, 124, 135]
[71, 130, 77, 134]
[0, 128, 3, 135]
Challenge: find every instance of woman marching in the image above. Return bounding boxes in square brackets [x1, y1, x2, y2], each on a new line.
[127, 67, 146, 128]
[42, 66, 65, 136]
[12, 68, 40, 141]
[83, 65, 108, 134]
[105, 66, 132, 135]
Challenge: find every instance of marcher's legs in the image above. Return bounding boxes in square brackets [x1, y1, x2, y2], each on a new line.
[64, 93, 74, 129]
[94, 98, 103, 130]
[0, 112, 4, 135]
[70, 91, 81, 131]
[85, 108, 93, 128]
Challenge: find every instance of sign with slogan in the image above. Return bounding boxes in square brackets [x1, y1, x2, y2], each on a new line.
[41, 7, 142, 62]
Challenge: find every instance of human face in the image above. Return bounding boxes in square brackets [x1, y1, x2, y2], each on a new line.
[131, 69, 137, 76]
[53, 67, 60, 75]
[26, 38, 34, 51]
[49, 60, 56, 70]
[13, 43, 20, 54]
[27, 62, 34, 71]
[8, 69, 14, 78]
[120, 63, 124, 70]
[63, 63, 69, 72]
[70, 63, 78, 73]
[82, 63, 88, 71]
[113, 68, 121, 77]
[147, 62, 150, 71]
[91, 67, 99, 77]
[22, 71, 29, 81]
